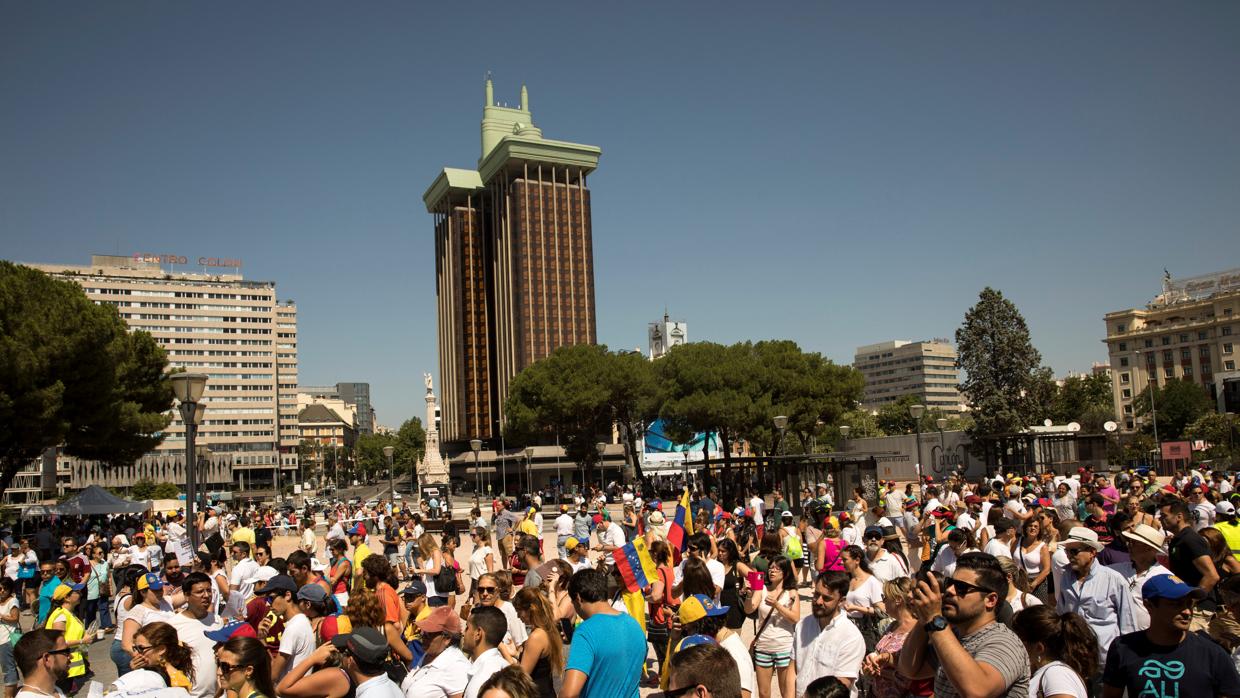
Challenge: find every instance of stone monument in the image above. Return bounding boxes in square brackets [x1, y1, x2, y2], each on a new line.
[421, 373, 447, 484]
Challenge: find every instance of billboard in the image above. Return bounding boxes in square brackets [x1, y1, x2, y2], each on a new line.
[644, 419, 722, 466]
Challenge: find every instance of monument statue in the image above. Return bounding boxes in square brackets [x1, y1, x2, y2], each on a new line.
[424, 372, 433, 391]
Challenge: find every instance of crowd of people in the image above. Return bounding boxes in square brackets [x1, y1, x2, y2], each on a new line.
[7, 467, 1240, 698]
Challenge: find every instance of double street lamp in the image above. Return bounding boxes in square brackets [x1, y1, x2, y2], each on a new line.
[909, 404, 926, 489]
[171, 373, 208, 552]
[525, 446, 535, 493]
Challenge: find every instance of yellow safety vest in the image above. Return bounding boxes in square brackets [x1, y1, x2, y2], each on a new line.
[1219, 521, 1240, 560]
[46, 607, 86, 678]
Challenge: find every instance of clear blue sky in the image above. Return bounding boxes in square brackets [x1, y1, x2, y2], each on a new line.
[4, 2, 1239, 427]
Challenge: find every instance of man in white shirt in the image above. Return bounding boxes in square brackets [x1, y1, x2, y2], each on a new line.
[227, 541, 259, 619]
[162, 571, 222, 698]
[555, 505, 575, 560]
[1111, 523, 1171, 631]
[257, 575, 315, 681]
[401, 607, 471, 698]
[793, 570, 865, 697]
[565, 538, 594, 573]
[594, 515, 627, 560]
[326, 514, 347, 547]
[300, 518, 317, 557]
[461, 607, 510, 698]
[983, 518, 1016, 560]
[749, 491, 765, 529]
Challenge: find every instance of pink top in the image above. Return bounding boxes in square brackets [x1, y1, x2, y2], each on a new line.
[819, 537, 846, 572]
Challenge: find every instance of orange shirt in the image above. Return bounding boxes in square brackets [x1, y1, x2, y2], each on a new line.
[375, 581, 400, 625]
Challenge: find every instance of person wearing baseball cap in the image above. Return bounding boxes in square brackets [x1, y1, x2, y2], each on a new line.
[331, 626, 408, 696]
[673, 594, 755, 698]
[1058, 528, 1138, 662]
[1102, 574, 1240, 697]
[403, 606, 470, 698]
[254, 575, 314, 680]
[1214, 500, 1240, 561]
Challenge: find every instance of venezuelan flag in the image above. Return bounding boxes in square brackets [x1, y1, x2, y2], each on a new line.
[613, 537, 658, 593]
[667, 487, 694, 553]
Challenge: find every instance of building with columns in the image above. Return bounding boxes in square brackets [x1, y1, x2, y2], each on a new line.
[425, 78, 601, 446]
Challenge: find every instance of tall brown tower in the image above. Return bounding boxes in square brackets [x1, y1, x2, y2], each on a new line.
[425, 79, 601, 445]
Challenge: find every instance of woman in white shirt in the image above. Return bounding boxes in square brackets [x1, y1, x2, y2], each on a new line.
[1017, 517, 1052, 601]
[997, 556, 1044, 614]
[841, 545, 885, 651]
[930, 528, 978, 578]
[743, 556, 800, 698]
[468, 527, 496, 603]
[1011, 605, 1096, 698]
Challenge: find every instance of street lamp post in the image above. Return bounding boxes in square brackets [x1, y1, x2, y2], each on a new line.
[839, 425, 850, 451]
[909, 404, 926, 490]
[936, 417, 947, 473]
[383, 446, 395, 502]
[470, 439, 483, 495]
[171, 373, 208, 552]
[1134, 350, 1161, 468]
[596, 442, 607, 492]
[773, 415, 788, 495]
[525, 447, 535, 493]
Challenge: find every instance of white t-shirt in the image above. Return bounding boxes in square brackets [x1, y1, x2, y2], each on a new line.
[1004, 500, 1028, 518]
[719, 632, 756, 697]
[277, 613, 316, 679]
[1007, 591, 1044, 614]
[984, 538, 1013, 560]
[555, 514, 574, 537]
[496, 600, 527, 646]
[163, 610, 222, 698]
[129, 545, 154, 570]
[468, 546, 492, 580]
[228, 557, 259, 616]
[845, 576, 884, 618]
[750, 496, 765, 527]
[1029, 660, 1087, 698]
[869, 553, 907, 583]
[599, 524, 626, 550]
[672, 558, 726, 592]
[0, 596, 19, 644]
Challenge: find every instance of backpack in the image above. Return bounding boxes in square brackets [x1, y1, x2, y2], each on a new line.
[784, 531, 803, 560]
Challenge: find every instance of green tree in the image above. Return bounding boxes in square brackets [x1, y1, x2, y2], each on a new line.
[604, 351, 661, 482]
[152, 481, 181, 499]
[838, 408, 884, 439]
[0, 262, 173, 500]
[656, 342, 756, 471]
[394, 418, 425, 475]
[130, 478, 157, 500]
[505, 344, 615, 482]
[748, 341, 864, 455]
[955, 287, 1043, 435]
[1052, 373, 1113, 425]
[1132, 378, 1213, 441]
[1185, 412, 1240, 466]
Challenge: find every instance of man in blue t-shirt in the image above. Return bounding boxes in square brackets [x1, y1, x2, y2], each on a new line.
[561, 568, 647, 698]
[36, 561, 62, 625]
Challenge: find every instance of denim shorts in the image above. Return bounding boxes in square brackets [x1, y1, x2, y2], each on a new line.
[0, 642, 16, 685]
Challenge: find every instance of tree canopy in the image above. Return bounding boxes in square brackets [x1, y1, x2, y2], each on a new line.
[956, 287, 1043, 435]
[1133, 378, 1214, 441]
[0, 262, 173, 500]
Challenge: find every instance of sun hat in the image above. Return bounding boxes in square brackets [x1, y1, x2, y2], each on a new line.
[416, 606, 463, 634]
[1122, 524, 1166, 552]
[649, 511, 666, 525]
[1064, 527, 1104, 552]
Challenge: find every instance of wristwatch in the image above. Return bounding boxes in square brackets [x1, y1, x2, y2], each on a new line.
[923, 615, 949, 633]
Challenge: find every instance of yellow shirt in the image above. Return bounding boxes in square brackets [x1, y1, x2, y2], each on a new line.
[352, 543, 372, 591]
[232, 526, 256, 547]
[518, 519, 539, 537]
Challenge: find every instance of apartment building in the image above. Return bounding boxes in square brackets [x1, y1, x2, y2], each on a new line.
[854, 339, 966, 413]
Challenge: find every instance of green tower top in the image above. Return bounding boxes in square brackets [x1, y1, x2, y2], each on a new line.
[481, 76, 542, 161]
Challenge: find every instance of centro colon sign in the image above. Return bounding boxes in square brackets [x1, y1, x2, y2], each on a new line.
[133, 253, 242, 268]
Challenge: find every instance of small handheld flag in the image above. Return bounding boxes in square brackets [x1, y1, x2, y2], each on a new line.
[667, 487, 694, 553]
[613, 537, 658, 593]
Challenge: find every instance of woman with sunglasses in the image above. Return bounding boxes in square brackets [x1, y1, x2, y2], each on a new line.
[217, 635, 277, 698]
[743, 555, 799, 698]
[121, 572, 172, 664]
[130, 620, 195, 690]
[468, 527, 496, 604]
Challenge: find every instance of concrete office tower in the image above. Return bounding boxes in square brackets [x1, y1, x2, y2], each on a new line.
[425, 78, 601, 444]
[300, 382, 375, 434]
[25, 255, 299, 493]
[854, 339, 965, 413]
[1104, 268, 1240, 430]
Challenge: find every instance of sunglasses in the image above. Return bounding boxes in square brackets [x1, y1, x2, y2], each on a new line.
[664, 684, 699, 698]
[132, 644, 154, 654]
[44, 648, 73, 658]
[942, 578, 996, 597]
[477, 586, 497, 595]
[217, 661, 245, 674]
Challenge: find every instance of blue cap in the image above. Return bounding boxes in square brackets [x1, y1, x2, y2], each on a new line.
[673, 634, 717, 654]
[347, 525, 361, 536]
[1142, 574, 1206, 601]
